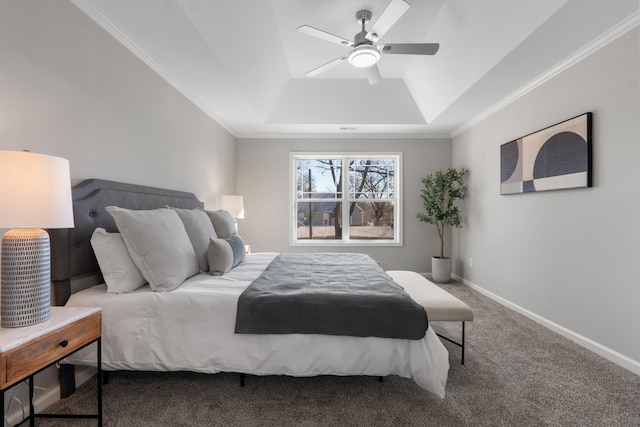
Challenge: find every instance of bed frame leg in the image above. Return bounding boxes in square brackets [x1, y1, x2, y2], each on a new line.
[59, 364, 76, 398]
[239, 373, 245, 387]
[378, 376, 384, 382]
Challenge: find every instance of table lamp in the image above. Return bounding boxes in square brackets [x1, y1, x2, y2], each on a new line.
[221, 195, 244, 233]
[0, 150, 74, 327]
[221, 195, 244, 220]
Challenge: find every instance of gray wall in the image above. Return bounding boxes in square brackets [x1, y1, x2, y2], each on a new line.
[0, 1, 236, 199]
[0, 2, 236, 422]
[451, 27, 640, 370]
[236, 138, 451, 272]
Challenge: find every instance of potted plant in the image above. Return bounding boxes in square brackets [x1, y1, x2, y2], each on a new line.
[417, 168, 468, 283]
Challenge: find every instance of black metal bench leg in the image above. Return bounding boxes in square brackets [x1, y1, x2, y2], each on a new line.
[435, 321, 468, 365]
[461, 321, 466, 365]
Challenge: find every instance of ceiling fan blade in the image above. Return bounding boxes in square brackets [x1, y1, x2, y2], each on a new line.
[381, 43, 440, 55]
[366, 0, 410, 42]
[298, 25, 353, 47]
[365, 64, 382, 85]
[305, 55, 348, 77]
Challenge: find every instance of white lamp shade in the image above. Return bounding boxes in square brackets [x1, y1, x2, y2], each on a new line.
[221, 195, 244, 219]
[0, 150, 74, 229]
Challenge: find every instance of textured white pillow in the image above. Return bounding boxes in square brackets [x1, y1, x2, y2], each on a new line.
[106, 206, 199, 292]
[170, 207, 218, 272]
[204, 209, 237, 239]
[90, 227, 146, 293]
[208, 234, 246, 276]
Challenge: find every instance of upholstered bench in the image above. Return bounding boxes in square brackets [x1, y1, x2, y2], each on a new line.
[387, 270, 474, 364]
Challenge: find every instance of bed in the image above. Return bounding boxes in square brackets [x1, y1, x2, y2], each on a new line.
[50, 179, 449, 398]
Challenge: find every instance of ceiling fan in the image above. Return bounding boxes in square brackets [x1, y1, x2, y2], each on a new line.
[298, 0, 439, 84]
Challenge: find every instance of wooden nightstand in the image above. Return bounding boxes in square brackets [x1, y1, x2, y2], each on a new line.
[0, 306, 102, 426]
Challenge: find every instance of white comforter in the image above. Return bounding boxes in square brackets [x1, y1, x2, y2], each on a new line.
[65, 253, 450, 398]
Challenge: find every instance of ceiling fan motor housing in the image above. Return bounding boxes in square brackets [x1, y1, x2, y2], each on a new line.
[353, 30, 372, 47]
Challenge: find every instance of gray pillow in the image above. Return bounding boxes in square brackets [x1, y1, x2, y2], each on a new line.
[90, 227, 146, 294]
[169, 207, 217, 272]
[106, 206, 199, 292]
[208, 234, 246, 276]
[204, 209, 236, 239]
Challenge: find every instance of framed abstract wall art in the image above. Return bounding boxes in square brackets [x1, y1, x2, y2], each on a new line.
[500, 112, 592, 195]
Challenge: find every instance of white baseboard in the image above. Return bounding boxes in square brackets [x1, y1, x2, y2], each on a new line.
[4, 366, 97, 427]
[5, 380, 59, 426]
[452, 274, 640, 377]
[74, 365, 98, 388]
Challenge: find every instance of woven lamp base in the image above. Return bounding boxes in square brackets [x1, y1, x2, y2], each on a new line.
[1, 228, 51, 328]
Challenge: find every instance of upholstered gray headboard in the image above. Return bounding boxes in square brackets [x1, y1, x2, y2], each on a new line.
[49, 179, 204, 305]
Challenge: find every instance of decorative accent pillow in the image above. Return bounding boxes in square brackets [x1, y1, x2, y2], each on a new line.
[169, 207, 217, 272]
[105, 206, 199, 292]
[204, 209, 237, 239]
[208, 234, 246, 276]
[90, 227, 146, 294]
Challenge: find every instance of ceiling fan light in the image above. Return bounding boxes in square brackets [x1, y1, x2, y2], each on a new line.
[348, 45, 380, 68]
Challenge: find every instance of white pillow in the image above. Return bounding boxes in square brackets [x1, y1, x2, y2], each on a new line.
[106, 206, 199, 292]
[90, 227, 146, 293]
[170, 207, 218, 272]
[204, 209, 237, 239]
[208, 234, 246, 276]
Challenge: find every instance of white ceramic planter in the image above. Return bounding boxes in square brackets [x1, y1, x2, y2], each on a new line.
[431, 257, 452, 283]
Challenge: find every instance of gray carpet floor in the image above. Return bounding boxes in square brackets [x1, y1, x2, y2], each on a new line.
[37, 282, 640, 426]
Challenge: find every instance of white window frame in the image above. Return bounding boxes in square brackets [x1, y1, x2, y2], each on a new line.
[290, 152, 402, 247]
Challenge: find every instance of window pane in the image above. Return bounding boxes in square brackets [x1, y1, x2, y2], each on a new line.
[296, 159, 342, 199]
[348, 201, 394, 240]
[297, 201, 342, 240]
[348, 159, 394, 199]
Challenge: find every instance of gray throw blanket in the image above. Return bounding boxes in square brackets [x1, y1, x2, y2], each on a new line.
[235, 253, 428, 340]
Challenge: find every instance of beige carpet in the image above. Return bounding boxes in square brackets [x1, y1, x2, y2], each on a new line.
[37, 282, 640, 426]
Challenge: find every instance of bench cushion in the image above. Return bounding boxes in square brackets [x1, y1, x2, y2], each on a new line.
[387, 270, 474, 322]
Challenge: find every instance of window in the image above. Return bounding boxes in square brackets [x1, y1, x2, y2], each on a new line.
[291, 152, 402, 246]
